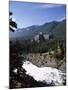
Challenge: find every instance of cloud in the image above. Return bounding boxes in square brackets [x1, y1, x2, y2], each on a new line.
[36, 4, 64, 8]
[57, 16, 66, 21]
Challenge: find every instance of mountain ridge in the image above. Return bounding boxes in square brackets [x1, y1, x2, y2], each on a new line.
[10, 19, 66, 41]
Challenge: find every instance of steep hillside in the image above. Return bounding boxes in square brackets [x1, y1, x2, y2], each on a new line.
[22, 52, 66, 72]
[53, 20, 66, 40]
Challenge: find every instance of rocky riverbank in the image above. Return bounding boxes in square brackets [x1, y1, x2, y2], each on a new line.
[22, 52, 66, 72]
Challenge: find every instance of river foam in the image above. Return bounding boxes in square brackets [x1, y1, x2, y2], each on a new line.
[22, 60, 66, 86]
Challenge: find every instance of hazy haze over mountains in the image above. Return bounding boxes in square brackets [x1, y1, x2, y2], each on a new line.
[10, 19, 66, 41]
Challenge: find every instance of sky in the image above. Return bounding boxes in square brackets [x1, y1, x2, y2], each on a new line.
[9, 1, 66, 28]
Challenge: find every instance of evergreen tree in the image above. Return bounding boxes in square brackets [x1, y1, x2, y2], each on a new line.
[9, 12, 17, 32]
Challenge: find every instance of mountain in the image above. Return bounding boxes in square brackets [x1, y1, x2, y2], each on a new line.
[9, 19, 66, 41]
[53, 20, 66, 40]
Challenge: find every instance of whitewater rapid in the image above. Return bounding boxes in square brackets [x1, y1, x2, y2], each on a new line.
[22, 60, 66, 86]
